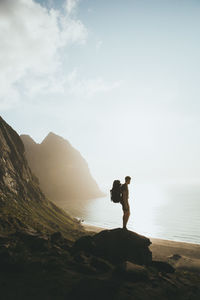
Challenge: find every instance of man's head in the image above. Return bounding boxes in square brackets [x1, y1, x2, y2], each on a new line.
[125, 176, 131, 184]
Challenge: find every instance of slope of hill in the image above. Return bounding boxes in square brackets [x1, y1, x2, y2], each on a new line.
[0, 116, 85, 240]
[20, 132, 104, 211]
[1, 117, 200, 300]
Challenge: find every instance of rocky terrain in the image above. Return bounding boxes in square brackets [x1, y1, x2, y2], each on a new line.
[1, 227, 200, 300]
[1, 116, 200, 300]
[20, 132, 104, 213]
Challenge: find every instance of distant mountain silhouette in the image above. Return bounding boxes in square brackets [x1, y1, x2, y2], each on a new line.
[20, 132, 104, 211]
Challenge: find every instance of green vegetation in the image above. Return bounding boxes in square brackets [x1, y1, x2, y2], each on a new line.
[0, 194, 86, 241]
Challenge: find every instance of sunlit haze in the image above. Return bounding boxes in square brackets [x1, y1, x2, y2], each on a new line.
[1, 0, 200, 192]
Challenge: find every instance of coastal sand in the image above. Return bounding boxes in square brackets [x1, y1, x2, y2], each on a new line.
[83, 223, 200, 273]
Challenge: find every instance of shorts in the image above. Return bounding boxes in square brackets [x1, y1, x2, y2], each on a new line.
[120, 200, 130, 212]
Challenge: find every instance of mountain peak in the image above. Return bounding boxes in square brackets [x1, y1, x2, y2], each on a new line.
[42, 132, 62, 142]
[47, 132, 57, 138]
[42, 132, 57, 141]
[20, 134, 36, 146]
[41, 132, 71, 148]
[21, 131, 104, 205]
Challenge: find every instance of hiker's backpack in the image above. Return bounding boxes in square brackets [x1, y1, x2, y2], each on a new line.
[110, 180, 122, 203]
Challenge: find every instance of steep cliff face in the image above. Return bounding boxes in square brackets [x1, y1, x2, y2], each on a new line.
[0, 116, 84, 239]
[20, 132, 104, 210]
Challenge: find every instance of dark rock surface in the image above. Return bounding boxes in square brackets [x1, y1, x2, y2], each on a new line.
[72, 228, 152, 265]
[169, 253, 182, 261]
[151, 260, 175, 274]
[0, 228, 200, 300]
[20, 133, 104, 212]
[115, 261, 149, 282]
[67, 278, 119, 300]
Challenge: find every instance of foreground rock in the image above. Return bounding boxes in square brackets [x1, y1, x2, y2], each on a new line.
[0, 228, 200, 300]
[72, 228, 152, 265]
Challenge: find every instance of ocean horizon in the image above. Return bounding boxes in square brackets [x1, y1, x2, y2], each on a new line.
[73, 182, 200, 245]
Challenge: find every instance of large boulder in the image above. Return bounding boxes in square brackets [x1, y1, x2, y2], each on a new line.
[72, 228, 152, 265]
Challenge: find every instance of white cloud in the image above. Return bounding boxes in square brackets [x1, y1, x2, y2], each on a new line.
[20, 68, 122, 100]
[65, 0, 79, 15]
[0, 0, 121, 109]
[65, 70, 122, 98]
[0, 0, 87, 109]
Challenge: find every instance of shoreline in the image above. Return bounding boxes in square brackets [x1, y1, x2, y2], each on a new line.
[83, 222, 200, 246]
[83, 222, 200, 272]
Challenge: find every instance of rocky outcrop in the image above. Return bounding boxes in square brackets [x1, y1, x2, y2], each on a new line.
[72, 228, 152, 265]
[20, 133, 104, 210]
[0, 116, 85, 240]
[0, 224, 199, 300]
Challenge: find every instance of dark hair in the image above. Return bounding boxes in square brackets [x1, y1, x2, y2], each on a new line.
[125, 176, 131, 181]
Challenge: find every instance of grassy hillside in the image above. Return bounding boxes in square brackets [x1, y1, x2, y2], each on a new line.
[0, 116, 86, 241]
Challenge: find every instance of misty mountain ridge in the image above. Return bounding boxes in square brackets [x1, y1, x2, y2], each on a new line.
[20, 131, 104, 214]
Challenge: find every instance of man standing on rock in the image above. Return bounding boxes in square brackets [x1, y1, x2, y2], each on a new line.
[120, 176, 131, 229]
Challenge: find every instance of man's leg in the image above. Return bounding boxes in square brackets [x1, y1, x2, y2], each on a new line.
[123, 210, 130, 229]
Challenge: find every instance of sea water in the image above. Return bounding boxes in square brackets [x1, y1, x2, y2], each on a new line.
[79, 182, 200, 245]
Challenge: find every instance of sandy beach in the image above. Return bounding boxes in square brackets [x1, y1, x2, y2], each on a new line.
[83, 223, 200, 273]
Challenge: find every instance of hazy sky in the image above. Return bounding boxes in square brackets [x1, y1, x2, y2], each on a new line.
[1, 0, 200, 188]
